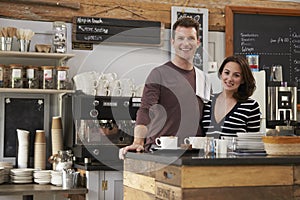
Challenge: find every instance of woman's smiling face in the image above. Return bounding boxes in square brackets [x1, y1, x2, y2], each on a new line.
[220, 61, 244, 92]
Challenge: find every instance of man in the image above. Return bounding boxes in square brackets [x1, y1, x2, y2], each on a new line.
[119, 17, 211, 159]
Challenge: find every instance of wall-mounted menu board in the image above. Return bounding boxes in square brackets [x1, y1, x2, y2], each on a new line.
[72, 16, 163, 46]
[225, 6, 300, 102]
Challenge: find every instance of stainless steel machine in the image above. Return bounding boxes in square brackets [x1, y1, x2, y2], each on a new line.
[62, 92, 141, 170]
[267, 82, 297, 133]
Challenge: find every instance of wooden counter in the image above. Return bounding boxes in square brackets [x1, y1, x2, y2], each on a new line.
[0, 184, 87, 199]
[124, 151, 300, 200]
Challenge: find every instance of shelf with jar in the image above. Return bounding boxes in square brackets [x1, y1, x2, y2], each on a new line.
[0, 88, 75, 94]
[0, 50, 75, 63]
[0, 51, 75, 93]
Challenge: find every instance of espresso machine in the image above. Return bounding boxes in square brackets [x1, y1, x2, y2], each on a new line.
[62, 92, 141, 170]
[266, 65, 297, 134]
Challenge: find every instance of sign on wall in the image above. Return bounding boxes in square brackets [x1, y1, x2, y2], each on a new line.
[72, 16, 163, 46]
[171, 6, 209, 71]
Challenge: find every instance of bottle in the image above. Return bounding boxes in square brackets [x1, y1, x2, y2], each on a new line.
[53, 21, 67, 53]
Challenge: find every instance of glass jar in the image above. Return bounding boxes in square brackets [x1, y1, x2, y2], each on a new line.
[25, 65, 40, 89]
[41, 66, 55, 89]
[53, 21, 67, 53]
[0, 64, 4, 88]
[56, 66, 69, 90]
[3, 65, 10, 88]
[9, 64, 23, 88]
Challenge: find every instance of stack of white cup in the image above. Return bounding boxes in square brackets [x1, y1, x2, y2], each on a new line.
[34, 130, 46, 170]
[17, 129, 30, 168]
[73, 71, 100, 95]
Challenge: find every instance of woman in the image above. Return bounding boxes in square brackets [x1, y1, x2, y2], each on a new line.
[202, 55, 261, 137]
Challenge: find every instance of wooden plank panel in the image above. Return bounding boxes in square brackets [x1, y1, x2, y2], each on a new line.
[124, 186, 155, 200]
[295, 165, 300, 184]
[181, 165, 293, 188]
[123, 171, 155, 194]
[182, 186, 293, 200]
[155, 164, 182, 187]
[1, 0, 300, 31]
[294, 185, 300, 198]
[155, 181, 182, 200]
[124, 158, 156, 177]
[154, 182, 293, 200]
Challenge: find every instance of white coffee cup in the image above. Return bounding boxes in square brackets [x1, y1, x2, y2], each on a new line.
[119, 78, 135, 97]
[101, 72, 118, 82]
[73, 71, 100, 95]
[96, 79, 110, 96]
[184, 137, 206, 149]
[155, 136, 178, 149]
[215, 139, 228, 154]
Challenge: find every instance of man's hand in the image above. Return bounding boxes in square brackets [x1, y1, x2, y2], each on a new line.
[119, 143, 144, 160]
[119, 125, 147, 160]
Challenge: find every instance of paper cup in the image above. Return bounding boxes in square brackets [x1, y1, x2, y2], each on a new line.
[35, 130, 46, 143]
[52, 116, 62, 129]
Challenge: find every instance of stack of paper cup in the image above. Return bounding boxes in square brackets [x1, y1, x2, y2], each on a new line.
[17, 129, 30, 168]
[34, 130, 46, 170]
[51, 116, 63, 155]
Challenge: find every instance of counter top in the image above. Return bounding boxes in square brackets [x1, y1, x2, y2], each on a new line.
[125, 150, 300, 166]
[0, 183, 87, 196]
[124, 150, 300, 200]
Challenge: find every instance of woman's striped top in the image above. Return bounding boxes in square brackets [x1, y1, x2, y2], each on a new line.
[201, 93, 261, 137]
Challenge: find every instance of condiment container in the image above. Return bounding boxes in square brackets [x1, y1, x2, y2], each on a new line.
[56, 66, 69, 90]
[25, 65, 40, 89]
[9, 64, 23, 88]
[53, 21, 67, 53]
[40, 65, 55, 89]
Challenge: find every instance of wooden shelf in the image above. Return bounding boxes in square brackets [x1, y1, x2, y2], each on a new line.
[0, 88, 75, 94]
[0, 51, 75, 60]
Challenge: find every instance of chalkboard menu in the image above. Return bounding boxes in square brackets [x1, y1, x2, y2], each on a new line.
[4, 98, 44, 159]
[226, 6, 300, 102]
[72, 16, 163, 45]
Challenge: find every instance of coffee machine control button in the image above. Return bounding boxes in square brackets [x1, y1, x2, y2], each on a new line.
[93, 149, 100, 156]
[93, 100, 99, 106]
[90, 109, 99, 118]
[123, 101, 129, 107]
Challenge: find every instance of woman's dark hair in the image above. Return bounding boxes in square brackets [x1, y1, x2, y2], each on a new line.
[218, 55, 256, 101]
[172, 17, 200, 40]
